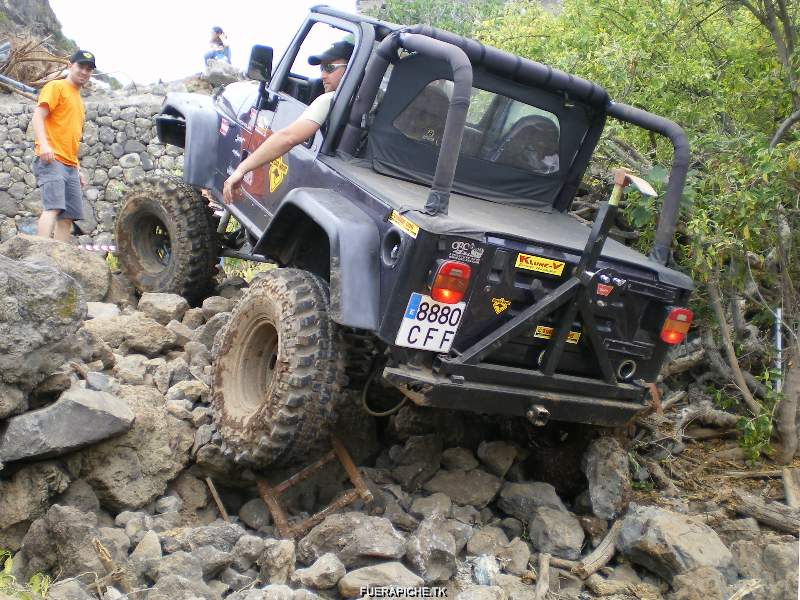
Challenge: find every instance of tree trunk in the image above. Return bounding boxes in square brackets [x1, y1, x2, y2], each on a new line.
[775, 357, 800, 463]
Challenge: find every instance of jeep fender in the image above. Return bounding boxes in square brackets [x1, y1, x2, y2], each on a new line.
[260, 188, 380, 330]
[156, 93, 219, 189]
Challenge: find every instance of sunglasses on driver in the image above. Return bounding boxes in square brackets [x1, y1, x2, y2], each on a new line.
[320, 63, 347, 74]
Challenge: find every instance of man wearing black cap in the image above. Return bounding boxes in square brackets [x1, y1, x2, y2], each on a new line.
[222, 39, 353, 204]
[32, 50, 95, 240]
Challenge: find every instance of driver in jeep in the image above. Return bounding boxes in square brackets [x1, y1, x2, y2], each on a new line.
[222, 39, 353, 204]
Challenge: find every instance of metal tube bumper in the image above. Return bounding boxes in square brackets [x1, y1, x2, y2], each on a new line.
[383, 364, 649, 427]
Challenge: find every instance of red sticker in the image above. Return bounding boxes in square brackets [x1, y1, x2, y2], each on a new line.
[596, 283, 614, 297]
[219, 119, 229, 135]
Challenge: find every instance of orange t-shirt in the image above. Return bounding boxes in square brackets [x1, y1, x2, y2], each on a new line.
[35, 79, 85, 167]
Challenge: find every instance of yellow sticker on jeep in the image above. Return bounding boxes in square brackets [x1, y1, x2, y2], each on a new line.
[269, 156, 289, 193]
[515, 253, 565, 276]
[389, 210, 419, 239]
[534, 325, 581, 344]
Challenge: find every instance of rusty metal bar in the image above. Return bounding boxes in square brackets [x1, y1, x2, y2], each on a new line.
[331, 435, 373, 503]
[290, 488, 361, 538]
[274, 450, 337, 495]
[255, 435, 373, 540]
[256, 479, 292, 538]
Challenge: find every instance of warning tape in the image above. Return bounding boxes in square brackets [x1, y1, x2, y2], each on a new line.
[80, 244, 117, 254]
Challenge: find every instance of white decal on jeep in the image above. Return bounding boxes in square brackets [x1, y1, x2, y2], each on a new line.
[449, 240, 484, 264]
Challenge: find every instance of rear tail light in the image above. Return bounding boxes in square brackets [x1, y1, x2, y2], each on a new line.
[660, 307, 693, 344]
[431, 260, 471, 304]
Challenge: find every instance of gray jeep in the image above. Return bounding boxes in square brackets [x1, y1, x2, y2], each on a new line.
[115, 6, 693, 466]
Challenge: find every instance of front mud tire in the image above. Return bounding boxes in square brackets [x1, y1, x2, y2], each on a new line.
[211, 268, 347, 467]
[115, 176, 219, 305]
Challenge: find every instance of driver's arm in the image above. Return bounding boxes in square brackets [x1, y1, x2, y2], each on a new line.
[223, 118, 319, 203]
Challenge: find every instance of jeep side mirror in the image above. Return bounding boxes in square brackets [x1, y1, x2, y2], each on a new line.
[247, 45, 273, 82]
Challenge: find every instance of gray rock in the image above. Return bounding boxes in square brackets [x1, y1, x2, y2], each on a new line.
[194, 544, 234, 578]
[233, 534, 267, 571]
[183, 307, 206, 329]
[528, 506, 585, 560]
[497, 538, 530, 576]
[0, 462, 69, 551]
[617, 504, 737, 583]
[119, 152, 141, 168]
[221, 566, 257, 591]
[390, 434, 443, 466]
[669, 566, 728, 600]
[338, 562, 423, 597]
[130, 529, 162, 561]
[495, 573, 536, 600]
[498, 518, 524, 541]
[258, 538, 296, 584]
[0, 383, 26, 420]
[194, 311, 231, 350]
[47, 579, 95, 600]
[18, 505, 104, 580]
[473, 555, 500, 586]
[0, 254, 86, 391]
[392, 461, 440, 492]
[457, 586, 507, 600]
[406, 514, 457, 583]
[239, 497, 272, 530]
[445, 518, 473, 553]
[0, 234, 110, 301]
[582, 436, 629, 519]
[122, 312, 178, 356]
[79, 384, 194, 511]
[138, 292, 190, 325]
[87, 301, 121, 319]
[410, 492, 452, 519]
[148, 574, 216, 600]
[149, 550, 203, 581]
[441, 446, 479, 471]
[423, 469, 502, 508]
[0, 387, 134, 463]
[167, 319, 194, 346]
[204, 59, 243, 87]
[155, 494, 183, 514]
[202, 295, 233, 318]
[497, 481, 566, 521]
[292, 552, 346, 589]
[477, 441, 518, 478]
[467, 526, 509, 556]
[297, 512, 406, 567]
[113, 353, 148, 385]
[98, 526, 131, 564]
[55, 479, 101, 514]
[176, 520, 247, 553]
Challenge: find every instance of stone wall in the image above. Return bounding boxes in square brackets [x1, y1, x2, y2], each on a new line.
[0, 94, 183, 245]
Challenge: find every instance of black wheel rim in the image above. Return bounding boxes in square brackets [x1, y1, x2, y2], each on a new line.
[131, 214, 173, 273]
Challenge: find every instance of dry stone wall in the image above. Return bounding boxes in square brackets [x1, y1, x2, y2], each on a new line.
[0, 93, 184, 245]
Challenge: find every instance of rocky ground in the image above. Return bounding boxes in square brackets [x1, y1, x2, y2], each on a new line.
[0, 234, 797, 600]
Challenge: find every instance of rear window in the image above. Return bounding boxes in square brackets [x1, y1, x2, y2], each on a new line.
[393, 79, 560, 175]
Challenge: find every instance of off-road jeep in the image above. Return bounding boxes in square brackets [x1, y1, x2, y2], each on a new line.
[115, 6, 694, 466]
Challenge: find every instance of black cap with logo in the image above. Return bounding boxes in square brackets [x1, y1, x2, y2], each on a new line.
[69, 50, 96, 69]
[308, 40, 354, 65]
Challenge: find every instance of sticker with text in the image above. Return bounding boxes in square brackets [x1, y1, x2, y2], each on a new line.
[515, 253, 565, 276]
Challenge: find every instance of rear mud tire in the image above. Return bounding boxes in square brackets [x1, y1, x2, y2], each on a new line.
[115, 175, 219, 306]
[211, 268, 347, 468]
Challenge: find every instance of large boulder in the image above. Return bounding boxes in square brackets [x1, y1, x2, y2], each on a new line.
[497, 481, 566, 520]
[204, 59, 243, 87]
[0, 387, 133, 463]
[84, 312, 178, 356]
[297, 512, 406, 568]
[617, 504, 737, 584]
[0, 234, 110, 301]
[527, 506, 585, 560]
[0, 462, 70, 551]
[0, 254, 86, 394]
[78, 384, 194, 510]
[582, 436, 630, 519]
[138, 292, 190, 325]
[338, 563, 423, 597]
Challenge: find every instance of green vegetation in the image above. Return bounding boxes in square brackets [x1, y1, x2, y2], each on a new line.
[372, 0, 800, 462]
[0, 549, 50, 599]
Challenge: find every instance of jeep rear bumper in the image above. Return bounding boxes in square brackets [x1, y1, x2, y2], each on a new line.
[382, 364, 649, 426]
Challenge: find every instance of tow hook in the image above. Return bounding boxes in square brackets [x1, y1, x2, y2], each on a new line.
[526, 404, 550, 426]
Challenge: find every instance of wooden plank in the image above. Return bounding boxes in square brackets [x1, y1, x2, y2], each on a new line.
[731, 489, 800, 535]
[783, 467, 800, 508]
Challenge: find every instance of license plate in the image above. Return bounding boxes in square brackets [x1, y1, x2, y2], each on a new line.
[395, 293, 465, 353]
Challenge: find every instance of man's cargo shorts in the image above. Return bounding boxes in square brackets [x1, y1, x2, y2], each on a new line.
[32, 157, 84, 220]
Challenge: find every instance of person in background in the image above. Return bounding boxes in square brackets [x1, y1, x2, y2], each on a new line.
[222, 40, 353, 203]
[31, 49, 95, 241]
[205, 26, 231, 65]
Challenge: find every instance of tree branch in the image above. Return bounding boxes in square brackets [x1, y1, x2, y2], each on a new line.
[769, 109, 800, 147]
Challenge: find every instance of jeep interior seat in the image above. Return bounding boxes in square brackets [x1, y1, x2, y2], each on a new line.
[488, 115, 560, 174]
[392, 83, 450, 146]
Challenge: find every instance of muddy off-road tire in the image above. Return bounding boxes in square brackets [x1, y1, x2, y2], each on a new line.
[211, 268, 347, 467]
[115, 176, 219, 306]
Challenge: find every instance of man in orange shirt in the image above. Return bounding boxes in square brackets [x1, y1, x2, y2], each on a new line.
[32, 50, 95, 241]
